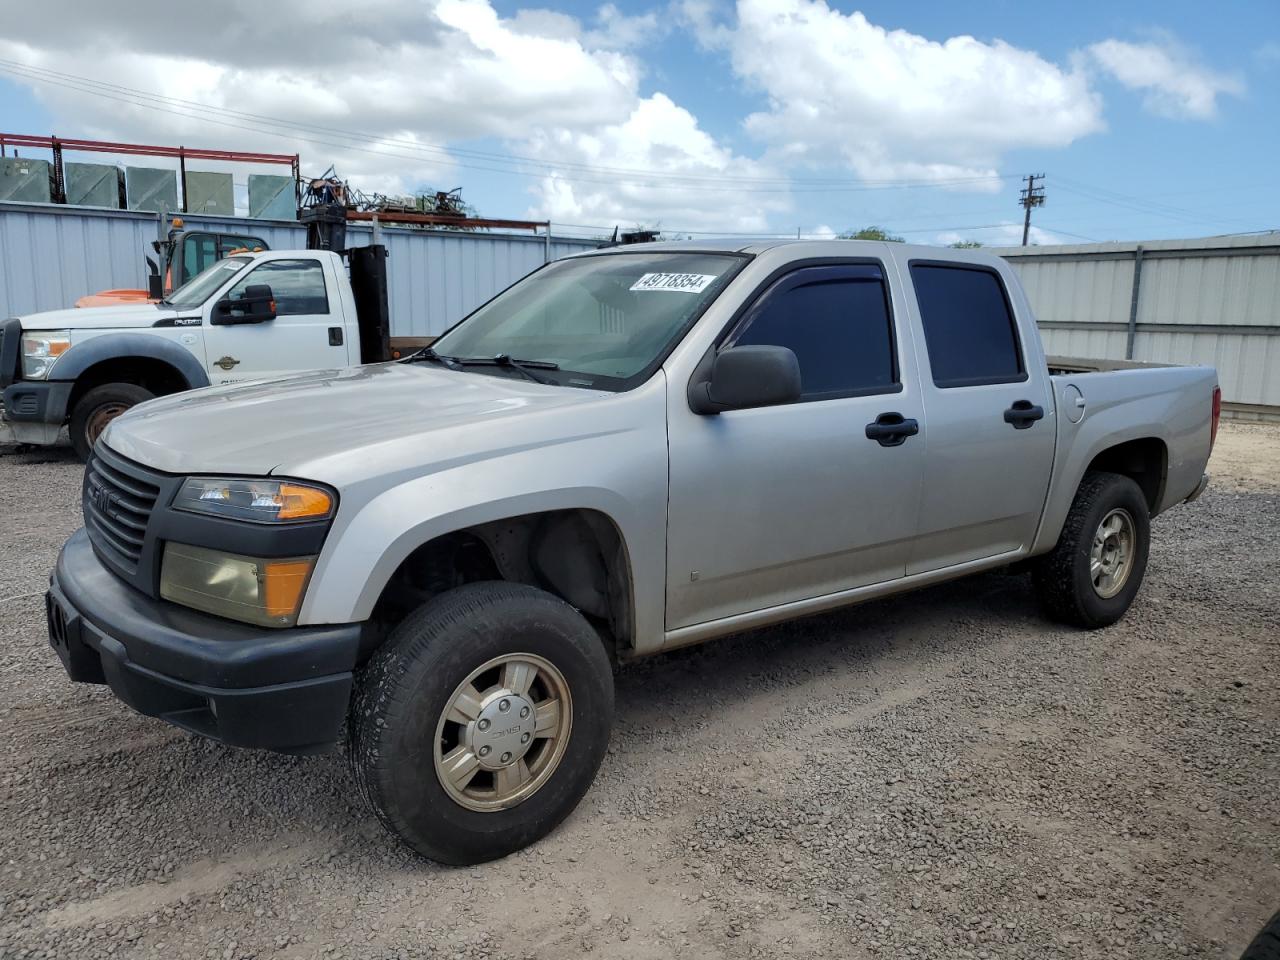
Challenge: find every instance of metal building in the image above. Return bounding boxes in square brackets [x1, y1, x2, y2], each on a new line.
[0, 202, 600, 337]
[1000, 235, 1280, 415]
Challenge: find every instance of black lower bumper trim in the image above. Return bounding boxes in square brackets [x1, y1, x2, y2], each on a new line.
[2, 379, 73, 424]
[49, 529, 366, 754]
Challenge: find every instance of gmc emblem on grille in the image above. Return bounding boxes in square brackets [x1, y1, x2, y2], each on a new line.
[88, 480, 115, 516]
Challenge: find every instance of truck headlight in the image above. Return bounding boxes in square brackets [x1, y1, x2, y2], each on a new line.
[21, 330, 71, 379]
[174, 477, 334, 523]
[160, 542, 316, 627]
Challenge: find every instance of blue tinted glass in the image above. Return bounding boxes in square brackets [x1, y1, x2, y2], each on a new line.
[733, 269, 894, 399]
[910, 265, 1023, 386]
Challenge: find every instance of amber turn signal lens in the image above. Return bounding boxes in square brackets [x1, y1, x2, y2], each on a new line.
[262, 558, 316, 618]
[277, 484, 334, 520]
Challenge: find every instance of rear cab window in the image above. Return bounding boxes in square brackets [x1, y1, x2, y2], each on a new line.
[909, 262, 1026, 388]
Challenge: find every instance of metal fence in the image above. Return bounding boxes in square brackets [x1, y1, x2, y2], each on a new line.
[1000, 235, 1280, 412]
[0, 202, 601, 338]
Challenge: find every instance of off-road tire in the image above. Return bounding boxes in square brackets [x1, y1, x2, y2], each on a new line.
[347, 581, 614, 865]
[70, 382, 154, 461]
[1032, 471, 1150, 629]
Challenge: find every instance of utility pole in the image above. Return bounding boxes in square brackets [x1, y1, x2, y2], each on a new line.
[1019, 174, 1046, 246]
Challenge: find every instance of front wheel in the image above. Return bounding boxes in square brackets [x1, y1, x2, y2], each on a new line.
[1032, 471, 1151, 629]
[69, 382, 154, 461]
[347, 582, 614, 864]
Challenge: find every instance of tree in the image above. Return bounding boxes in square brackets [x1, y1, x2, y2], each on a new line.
[839, 226, 904, 242]
[949, 239, 984, 248]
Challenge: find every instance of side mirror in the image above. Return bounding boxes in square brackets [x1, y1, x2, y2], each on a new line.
[688, 344, 802, 415]
[214, 283, 277, 324]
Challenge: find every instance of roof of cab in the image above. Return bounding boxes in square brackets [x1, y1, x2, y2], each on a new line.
[565, 237, 1012, 269]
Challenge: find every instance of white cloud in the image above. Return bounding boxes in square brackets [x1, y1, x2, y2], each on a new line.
[1086, 37, 1244, 120]
[522, 93, 789, 231]
[585, 4, 667, 49]
[725, 0, 1104, 187]
[0, 0, 768, 227]
[0, 0, 642, 197]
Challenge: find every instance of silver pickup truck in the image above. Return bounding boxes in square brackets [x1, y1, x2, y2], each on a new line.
[45, 240, 1218, 865]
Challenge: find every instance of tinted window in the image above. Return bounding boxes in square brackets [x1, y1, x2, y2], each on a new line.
[730, 266, 896, 401]
[910, 264, 1024, 387]
[227, 259, 329, 316]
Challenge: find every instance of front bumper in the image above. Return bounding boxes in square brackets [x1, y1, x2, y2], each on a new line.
[2, 380, 73, 444]
[48, 528, 366, 754]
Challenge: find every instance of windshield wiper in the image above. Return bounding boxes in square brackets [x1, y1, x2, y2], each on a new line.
[491, 354, 559, 384]
[445, 353, 560, 385]
[405, 346, 462, 370]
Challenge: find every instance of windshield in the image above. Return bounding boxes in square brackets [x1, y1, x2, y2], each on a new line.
[165, 256, 251, 310]
[431, 252, 746, 390]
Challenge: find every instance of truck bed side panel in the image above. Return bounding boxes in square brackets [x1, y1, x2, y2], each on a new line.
[1031, 366, 1216, 556]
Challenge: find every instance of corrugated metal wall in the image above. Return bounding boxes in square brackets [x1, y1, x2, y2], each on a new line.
[0, 202, 600, 337]
[1001, 235, 1280, 408]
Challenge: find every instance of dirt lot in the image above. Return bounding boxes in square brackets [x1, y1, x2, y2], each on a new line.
[1, 422, 1276, 960]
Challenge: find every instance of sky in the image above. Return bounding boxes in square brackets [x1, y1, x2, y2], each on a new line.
[1, 0, 1277, 246]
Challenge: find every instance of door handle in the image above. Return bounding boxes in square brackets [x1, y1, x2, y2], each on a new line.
[1003, 399, 1045, 429]
[865, 412, 919, 447]
[328, 326, 344, 346]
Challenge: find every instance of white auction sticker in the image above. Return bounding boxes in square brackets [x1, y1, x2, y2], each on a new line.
[629, 273, 718, 293]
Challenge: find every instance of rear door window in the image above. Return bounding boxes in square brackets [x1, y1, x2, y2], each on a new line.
[909, 263, 1025, 387]
[727, 263, 897, 401]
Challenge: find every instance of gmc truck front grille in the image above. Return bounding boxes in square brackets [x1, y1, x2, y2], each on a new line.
[83, 449, 161, 572]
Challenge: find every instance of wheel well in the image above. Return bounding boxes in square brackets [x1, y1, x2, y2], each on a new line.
[66, 357, 190, 417]
[370, 509, 634, 660]
[1086, 437, 1167, 513]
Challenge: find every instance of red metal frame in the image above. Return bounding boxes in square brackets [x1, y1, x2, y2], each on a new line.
[345, 209, 546, 233]
[0, 133, 296, 165]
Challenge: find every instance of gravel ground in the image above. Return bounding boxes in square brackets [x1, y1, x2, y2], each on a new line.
[1, 423, 1277, 960]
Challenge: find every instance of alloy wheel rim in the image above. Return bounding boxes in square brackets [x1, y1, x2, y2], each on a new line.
[433, 653, 572, 812]
[1090, 507, 1136, 599]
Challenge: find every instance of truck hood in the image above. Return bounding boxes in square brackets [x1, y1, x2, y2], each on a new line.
[101, 362, 611, 478]
[21, 303, 183, 331]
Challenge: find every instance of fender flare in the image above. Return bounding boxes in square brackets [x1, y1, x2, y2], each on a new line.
[51, 334, 210, 390]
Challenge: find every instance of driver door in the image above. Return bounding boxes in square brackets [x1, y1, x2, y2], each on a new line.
[665, 262, 927, 629]
[202, 257, 351, 384]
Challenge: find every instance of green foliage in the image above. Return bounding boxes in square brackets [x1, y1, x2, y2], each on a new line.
[838, 226, 905, 242]
[949, 239, 984, 248]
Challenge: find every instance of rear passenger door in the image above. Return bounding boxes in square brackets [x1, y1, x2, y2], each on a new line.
[665, 262, 927, 630]
[903, 260, 1056, 574]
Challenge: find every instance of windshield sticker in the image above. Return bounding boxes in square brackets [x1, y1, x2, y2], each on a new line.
[629, 273, 718, 293]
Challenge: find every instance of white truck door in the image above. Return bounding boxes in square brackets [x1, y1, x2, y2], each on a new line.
[665, 261, 927, 631]
[900, 259, 1056, 574]
[203, 256, 352, 384]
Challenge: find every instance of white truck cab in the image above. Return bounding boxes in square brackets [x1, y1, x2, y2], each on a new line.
[1, 249, 377, 458]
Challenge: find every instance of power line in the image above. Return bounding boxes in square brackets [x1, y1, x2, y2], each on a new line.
[1052, 177, 1261, 229]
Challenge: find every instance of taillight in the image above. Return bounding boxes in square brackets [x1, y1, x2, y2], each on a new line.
[1210, 385, 1222, 452]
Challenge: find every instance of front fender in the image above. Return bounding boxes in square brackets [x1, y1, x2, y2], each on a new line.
[51, 334, 209, 388]
[297, 392, 670, 654]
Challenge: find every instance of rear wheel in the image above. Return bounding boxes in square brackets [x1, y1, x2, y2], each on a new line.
[1032, 471, 1151, 628]
[347, 581, 614, 864]
[1240, 910, 1280, 960]
[70, 382, 154, 461]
